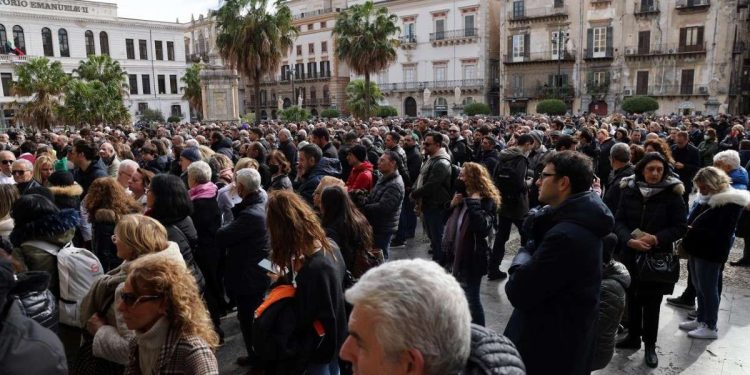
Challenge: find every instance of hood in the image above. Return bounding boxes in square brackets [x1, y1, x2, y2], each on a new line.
[353, 161, 373, 173]
[10, 270, 51, 295]
[603, 261, 631, 289]
[708, 188, 750, 208]
[729, 167, 749, 188]
[49, 184, 83, 198]
[499, 146, 526, 162]
[549, 191, 614, 238]
[149, 241, 187, 267]
[10, 208, 80, 247]
[620, 175, 685, 196]
[310, 157, 342, 178]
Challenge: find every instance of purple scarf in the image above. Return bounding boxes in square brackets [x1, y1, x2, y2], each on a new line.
[189, 182, 218, 200]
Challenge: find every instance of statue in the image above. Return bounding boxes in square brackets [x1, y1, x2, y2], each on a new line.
[277, 96, 284, 111]
[298, 94, 303, 107]
[423, 88, 431, 106]
[454, 87, 462, 104]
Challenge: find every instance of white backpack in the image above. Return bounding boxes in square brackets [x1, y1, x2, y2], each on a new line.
[24, 241, 104, 327]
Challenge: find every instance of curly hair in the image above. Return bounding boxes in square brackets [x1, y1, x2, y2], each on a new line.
[115, 214, 169, 260]
[84, 177, 142, 219]
[643, 138, 675, 165]
[127, 255, 220, 350]
[0, 184, 19, 219]
[462, 162, 501, 206]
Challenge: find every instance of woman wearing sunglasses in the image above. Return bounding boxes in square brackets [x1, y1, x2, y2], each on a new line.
[119, 255, 219, 374]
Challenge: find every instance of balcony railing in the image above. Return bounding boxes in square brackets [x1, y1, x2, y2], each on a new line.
[188, 53, 209, 63]
[508, 6, 568, 21]
[0, 54, 30, 64]
[676, 0, 710, 9]
[635, 2, 660, 14]
[504, 86, 536, 99]
[583, 47, 614, 60]
[503, 50, 576, 64]
[379, 79, 484, 93]
[587, 80, 611, 94]
[623, 84, 710, 96]
[399, 35, 417, 44]
[624, 42, 707, 57]
[293, 7, 340, 20]
[536, 84, 575, 99]
[429, 28, 479, 42]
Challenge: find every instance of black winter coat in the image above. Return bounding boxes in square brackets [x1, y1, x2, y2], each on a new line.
[10, 271, 58, 332]
[671, 143, 701, 191]
[91, 209, 123, 273]
[74, 158, 108, 198]
[404, 145, 422, 193]
[590, 260, 630, 371]
[597, 138, 616, 181]
[363, 172, 404, 235]
[602, 164, 634, 214]
[496, 148, 530, 220]
[683, 188, 750, 263]
[462, 324, 526, 375]
[447, 198, 495, 281]
[270, 174, 293, 191]
[450, 137, 470, 165]
[161, 216, 206, 293]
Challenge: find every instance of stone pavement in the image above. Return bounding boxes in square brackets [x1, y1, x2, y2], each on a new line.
[216, 229, 750, 375]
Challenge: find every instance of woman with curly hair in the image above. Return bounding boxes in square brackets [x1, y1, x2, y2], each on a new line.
[119, 255, 219, 374]
[32, 154, 55, 187]
[644, 138, 675, 165]
[85, 177, 143, 272]
[442, 162, 501, 326]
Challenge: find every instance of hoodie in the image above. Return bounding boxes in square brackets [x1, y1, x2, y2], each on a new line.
[346, 161, 374, 191]
[295, 157, 342, 205]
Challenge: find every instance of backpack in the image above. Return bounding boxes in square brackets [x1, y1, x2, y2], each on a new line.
[24, 241, 104, 328]
[492, 156, 526, 200]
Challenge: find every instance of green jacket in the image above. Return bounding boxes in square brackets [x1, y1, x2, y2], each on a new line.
[13, 229, 76, 299]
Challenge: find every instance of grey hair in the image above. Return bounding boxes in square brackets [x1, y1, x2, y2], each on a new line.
[345, 259, 471, 375]
[609, 142, 631, 163]
[279, 129, 292, 139]
[12, 159, 32, 171]
[235, 168, 261, 193]
[187, 161, 212, 184]
[119, 159, 139, 172]
[185, 139, 199, 148]
[693, 166, 731, 193]
[713, 150, 741, 169]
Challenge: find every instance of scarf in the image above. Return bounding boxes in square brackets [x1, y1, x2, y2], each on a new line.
[635, 176, 680, 199]
[188, 182, 218, 200]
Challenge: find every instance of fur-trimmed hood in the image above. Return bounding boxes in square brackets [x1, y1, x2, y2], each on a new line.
[10, 271, 51, 295]
[48, 184, 83, 198]
[708, 188, 750, 208]
[10, 209, 80, 247]
[620, 175, 685, 196]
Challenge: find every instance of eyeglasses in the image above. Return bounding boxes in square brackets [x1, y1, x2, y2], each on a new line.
[120, 292, 162, 307]
[540, 172, 557, 179]
[0, 160, 13, 165]
[11, 170, 28, 176]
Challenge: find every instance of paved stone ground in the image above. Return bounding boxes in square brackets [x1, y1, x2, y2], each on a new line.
[217, 226, 750, 375]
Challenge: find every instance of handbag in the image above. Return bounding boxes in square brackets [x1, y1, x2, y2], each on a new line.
[634, 250, 679, 284]
[676, 206, 711, 259]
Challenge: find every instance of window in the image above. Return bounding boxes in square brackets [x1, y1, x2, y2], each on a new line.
[139, 39, 148, 60]
[100, 32, 109, 55]
[681, 69, 694, 95]
[464, 15, 475, 37]
[404, 23, 416, 42]
[281, 65, 290, 80]
[320, 61, 331, 77]
[138, 102, 148, 113]
[307, 62, 317, 78]
[434, 19, 445, 40]
[170, 75, 178, 94]
[42, 28, 53, 56]
[307, 24, 314, 31]
[142, 75, 151, 95]
[309, 43, 314, 54]
[636, 71, 649, 95]
[551, 30, 567, 59]
[462, 64, 476, 80]
[321, 21, 327, 28]
[321, 41, 328, 53]
[129, 74, 138, 95]
[592, 27, 607, 58]
[376, 69, 388, 84]
[512, 1, 524, 18]
[434, 65, 447, 82]
[680, 26, 704, 52]
[637, 30, 650, 54]
[404, 66, 416, 82]
[1, 73, 12, 97]
[155, 41, 163, 60]
[171, 105, 181, 117]
[549, 74, 568, 87]
[167, 41, 174, 61]
[157, 75, 166, 94]
[85, 30, 95, 56]
[58, 29, 69, 57]
[296, 45, 302, 56]
[0, 25, 6, 54]
[12, 26, 25, 54]
[593, 71, 608, 85]
[126, 39, 135, 59]
[295, 63, 304, 79]
[512, 34, 525, 62]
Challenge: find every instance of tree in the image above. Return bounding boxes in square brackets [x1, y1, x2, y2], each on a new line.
[622, 96, 659, 114]
[320, 108, 340, 119]
[334, 1, 399, 118]
[181, 63, 203, 120]
[140, 108, 165, 123]
[280, 106, 309, 122]
[11, 57, 69, 130]
[215, 0, 298, 125]
[463, 102, 491, 116]
[376, 105, 398, 117]
[61, 55, 131, 126]
[346, 79, 384, 119]
[536, 99, 567, 115]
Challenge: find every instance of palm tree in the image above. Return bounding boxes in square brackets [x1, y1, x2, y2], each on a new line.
[346, 79, 384, 119]
[11, 57, 69, 130]
[73, 54, 129, 97]
[61, 54, 130, 126]
[181, 63, 203, 120]
[333, 1, 399, 119]
[215, 0, 298, 125]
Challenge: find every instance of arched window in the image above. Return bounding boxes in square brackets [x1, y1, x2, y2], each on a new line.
[12, 25, 25, 53]
[99, 31, 109, 55]
[42, 28, 53, 56]
[0, 25, 6, 54]
[58, 28, 69, 57]
[85, 30, 95, 56]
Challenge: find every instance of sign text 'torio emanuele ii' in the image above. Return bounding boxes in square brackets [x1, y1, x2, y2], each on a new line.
[0, 0, 90, 13]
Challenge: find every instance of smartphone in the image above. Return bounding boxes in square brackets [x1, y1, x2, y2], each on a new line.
[631, 228, 645, 239]
[258, 259, 278, 274]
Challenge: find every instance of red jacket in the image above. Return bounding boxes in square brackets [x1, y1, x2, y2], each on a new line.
[346, 161, 374, 191]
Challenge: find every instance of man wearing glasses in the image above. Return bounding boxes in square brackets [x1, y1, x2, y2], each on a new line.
[0, 151, 15, 184]
[11, 159, 40, 195]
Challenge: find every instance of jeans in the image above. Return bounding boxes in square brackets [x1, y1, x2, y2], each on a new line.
[462, 274, 485, 326]
[235, 292, 265, 361]
[422, 206, 447, 265]
[373, 232, 393, 260]
[394, 197, 417, 242]
[306, 358, 340, 375]
[626, 290, 663, 346]
[489, 216, 524, 274]
[689, 257, 723, 329]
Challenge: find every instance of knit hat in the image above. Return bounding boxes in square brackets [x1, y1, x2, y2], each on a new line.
[529, 130, 544, 146]
[48, 170, 75, 187]
[180, 147, 202, 162]
[348, 145, 367, 163]
[54, 158, 69, 172]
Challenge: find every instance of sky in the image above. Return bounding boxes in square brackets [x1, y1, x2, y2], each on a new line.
[108, 0, 223, 23]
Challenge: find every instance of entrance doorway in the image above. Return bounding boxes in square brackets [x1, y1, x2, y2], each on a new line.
[404, 97, 417, 117]
[588, 100, 608, 115]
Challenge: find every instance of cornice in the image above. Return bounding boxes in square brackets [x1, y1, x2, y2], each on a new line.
[0, 11, 187, 32]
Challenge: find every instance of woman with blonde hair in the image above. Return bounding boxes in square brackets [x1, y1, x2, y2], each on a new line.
[217, 157, 266, 225]
[32, 154, 55, 187]
[119, 255, 219, 374]
[443, 162, 500, 326]
[313, 175, 345, 209]
[0, 184, 19, 238]
[266, 190, 347, 374]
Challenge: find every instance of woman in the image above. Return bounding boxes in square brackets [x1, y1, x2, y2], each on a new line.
[127, 168, 154, 210]
[630, 144, 646, 165]
[312, 176, 345, 210]
[699, 128, 720, 167]
[146, 174, 206, 293]
[208, 154, 234, 189]
[614, 152, 687, 368]
[77, 215, 184, 372]
[119, 255, 219, 374]
[266, 190, 347, 374]
[268, 150, 293, 191]
[85, 178, 142, 272]
[319, 185, 374, 276]
[644, 138, 675, 165]
[217, 158, 264, 225]
[442, 162, 499, 326]
[33, 155, 55, 187]
[719, 124, 745, 151]
[0, 184, 19, 238]
[679, 167, 749, 339]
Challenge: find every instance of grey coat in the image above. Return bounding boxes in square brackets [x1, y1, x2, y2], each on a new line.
[364, 172, 405, 235]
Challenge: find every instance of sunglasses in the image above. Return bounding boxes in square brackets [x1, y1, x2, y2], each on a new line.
[120, 292, 162, 307]
[11, 170, 28, 175]
[0, 160, 13, 165]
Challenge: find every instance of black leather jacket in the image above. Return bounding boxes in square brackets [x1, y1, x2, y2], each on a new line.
[10, 271, 58, 333]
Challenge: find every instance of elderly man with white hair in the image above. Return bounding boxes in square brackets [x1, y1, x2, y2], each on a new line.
[11, 159, 40, 194]
[116, 159, 139, 189]
[340, 259, 525, 375]
[712, 149, 748, 190]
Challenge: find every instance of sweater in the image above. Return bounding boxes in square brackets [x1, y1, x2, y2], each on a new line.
[136, 316, 170, 375]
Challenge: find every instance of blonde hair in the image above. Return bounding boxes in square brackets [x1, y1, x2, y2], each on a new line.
[127, 255, 220, 350]
[693, 166, 731, 194]
[32, 155, 54, 185]
[114, 214, 169, 260]
[235, 157, 258, 172]
[462, 162, 501, 206]
[0, 184, 19, 219]
[198, 145, 215, 161]
[314, 176, 345, 196]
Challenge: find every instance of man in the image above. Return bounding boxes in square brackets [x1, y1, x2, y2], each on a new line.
[448, 125, 470, 165]
[629, 129, 644, 146]
[311, 127, 338, 159]
[0, 134, 11, 151]
[98, 142, 120, 178]
[385, 131, 407, 163]
[597, 128, 616, 181]
[504, 151, 614, 375]
[210, 131, 234, 160]
[363, 151, 404, 258]
[215, 168, 269, 368]
[278, 129, 298, 178]
[602, 143, 634, 213]
[411, 132, 451, 265]
[527, 130, 551, 208]
[70, 139, 108, 198]
[345, 145, 374, 192]
[477, 136, 500, 173]
[554, 134, 577, 151]
[0, 151, 16, 184]
[11, 159, 40, 195]
[294, 144, 342, 205]
[338, 131, 359, 182]
[117, 159, 139, 189]
[392, 132, 422, 248]
[671, 131, 701, 206]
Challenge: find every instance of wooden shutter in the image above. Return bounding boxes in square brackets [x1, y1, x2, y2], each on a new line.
[587, 28, 593, 58]
[638, 30, 650, 54]
[679, 28, 687, 50]
[524, 33, 530, 58]
[606, 26, 613, 57]
[507, 36, 513, 60]
[636, 71, 649, 95]
[697, 27, 704, 49]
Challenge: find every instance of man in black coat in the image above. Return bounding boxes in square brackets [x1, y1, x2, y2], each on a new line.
[311, 127, 338, 159]
[602, 143, 635, 213]
[505, 151, 614, 375]
[278, 129, 298, 180]
[392, 133, 422, 247]
[449, 125, 470, 165]
[597, 128, 616, 182]
[671, 131, 701, 206]
[363, 151, 404, 258]
[70, 139, 108, 198]
[215, 168, 270, 367]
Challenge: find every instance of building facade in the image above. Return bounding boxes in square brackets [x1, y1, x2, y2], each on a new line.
[0, 0, 190, 127]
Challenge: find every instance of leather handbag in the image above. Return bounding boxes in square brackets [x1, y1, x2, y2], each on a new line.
[635, 250, 679, 284]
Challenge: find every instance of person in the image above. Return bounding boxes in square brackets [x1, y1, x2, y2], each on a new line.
[32, 154, 55, 187]
[320, 185, 375, 278]
[0, 150, 16, 184]
[0, 259, 68, 375]
[443, 162, 499, 326]
[128, 168, 154, 209]
[312, 127, 338, 159]
[313, 176, 346, 210]
[295, 144, 342, 205]
[186, 161, 225, 341]
[278, 129, 298, 178]
[602, 142, 635, 213]
[99, 142, 120, 178]
[11, 159, 41, 195]
[340, 259, 525, 374]
[698, 128, 719, 167]
[671, 131, 701, 206]
[0, 183, 19, 237]
[85, 177, 143, 272]
[70, 139, 108, 198]
[719, 124, 745, 151]
[597, 128, 616, 181]
[361, 151, 404, 258]
[179, 147, 203, 186]
[448, 125, 470, 165]
[116, 159, 139, 190]
[678, 167, 749, 339]
[712, 149, 749, 190]
[614, 152, 687, 368]
[145, 174, 206, 293]
[392, 132, 422, 248]
[266, 190, 347, 374]
[411, 132, 452, 265]
[48, 169, 83, 211]
[504, 151, 614, 375]
[268, 150, 293, 191]
[345, 145, 374, 192]
[119, 256, 219, 374]
[477, 135, 500, 173]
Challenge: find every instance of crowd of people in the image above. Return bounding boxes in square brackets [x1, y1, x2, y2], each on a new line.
[0, 112, 748, 374]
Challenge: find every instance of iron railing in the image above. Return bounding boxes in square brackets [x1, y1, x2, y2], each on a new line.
[379, 79, 484, 93]
[429, 28, 479, 42]
[623, 84, 710, 96]
[624, 42, 707, 56]
[503, 50, 576, 64]
[508, 6, 568, 21]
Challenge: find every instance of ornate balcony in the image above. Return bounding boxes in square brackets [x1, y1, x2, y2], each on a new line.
[399, 35, 417, 49]
[379, 79, 484, 95]
[624, 43, 707, 59]
[293, 7, 340, 20]
[634, 2, 660, 15]
[676, 0, 710, 11]
[0, 54, 30, 64]
[583, 47, 614, 61]
[429, 29, 478, 47]
[503, 50, 576, 65]
[622, 84, 710, 97]
[507, 6, 568, 22]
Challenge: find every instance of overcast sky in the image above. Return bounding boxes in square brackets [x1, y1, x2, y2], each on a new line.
[109, 0, 223, 23]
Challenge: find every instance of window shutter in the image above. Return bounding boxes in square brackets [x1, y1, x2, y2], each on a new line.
[606, 26, 613, 56]
[679, 28, 687, 48]
[508, 36, 513, 59]
[587, 28, 593, 58]
[697, 27, 704, 46]
[524, 33, 530, 58]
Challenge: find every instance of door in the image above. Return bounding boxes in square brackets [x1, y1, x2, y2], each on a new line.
[636, 71, 649, 95]
[512, 34, 525, 63]
[404, 97, 417, 117]
[588, 101, 608, 116]
[552, 31, 564, 60]
[638, 31, 650, 54]
[464, 15, 475, 37]
[681, 69, 695, 95]
[435, 19, 445, 40]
